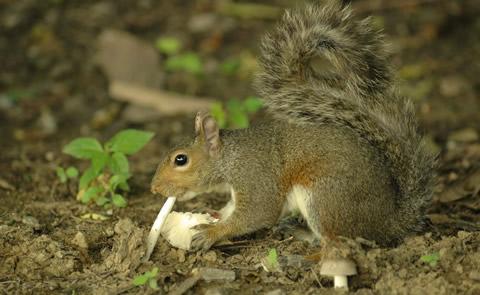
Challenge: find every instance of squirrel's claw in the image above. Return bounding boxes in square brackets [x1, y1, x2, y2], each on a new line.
[190, 224, 218, 251]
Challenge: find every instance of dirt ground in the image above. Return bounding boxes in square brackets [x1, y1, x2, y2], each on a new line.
[1, 0, 480, 294]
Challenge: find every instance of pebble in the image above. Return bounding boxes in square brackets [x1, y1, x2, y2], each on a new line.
[177, 249, 186, 262]
[204, 250, 217, 263]
[188, 13, 217, 33]
[469, 271, 480, 281]
[194, 267, 235, 282]
[439, 76, 466, 97]
[448, 128, 479, 143]
[265, 289, 285, 295]
[71, 231, 88, 249]
[22, 216, 41, 230]
[204, 288, 224, 295]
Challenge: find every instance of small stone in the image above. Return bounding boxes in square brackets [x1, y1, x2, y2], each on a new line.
[204, 251, 217, 263]
[195, 267, 235, 282]
[439, 76, 466, 97]
[45, 151, 55, 161]
[457, 231, 470, 239]
[72, 232, 88, 249]
[177, 249, 186, 263]
[95, 29, 163, 88]
[105, 228, 115, 237]
[22, 216, 40, 230]
[448, 128, 479, 143]
[469, 271, 480, 281]
[0, 178, 15, 191]
[204, 288, 224, 295]
[455, 265, 463, 274]
[188, 13, 217, 33]
[447, 172, 458, 182]
[265, 289, 285, 295]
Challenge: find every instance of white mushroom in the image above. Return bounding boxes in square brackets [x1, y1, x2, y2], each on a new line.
[144, 196, 177, 261]
[320, 258, 357, 289]
[161, 211, 217, 250]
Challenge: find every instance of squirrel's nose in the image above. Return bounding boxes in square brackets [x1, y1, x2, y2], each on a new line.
[150, 180, 163, 195]
[150, 184, 160, 195]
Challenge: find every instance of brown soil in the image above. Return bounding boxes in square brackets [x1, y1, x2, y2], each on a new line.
[1, 1, 479, 294]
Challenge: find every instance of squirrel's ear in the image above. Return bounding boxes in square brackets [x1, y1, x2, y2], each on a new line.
[194, 111, 205, 136]
[194, 111, 221, 157]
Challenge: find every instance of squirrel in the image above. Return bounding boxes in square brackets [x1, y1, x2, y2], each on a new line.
[150, 0, 436, 251]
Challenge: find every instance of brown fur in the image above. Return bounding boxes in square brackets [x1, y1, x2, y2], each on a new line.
[280, 161, 317, 195]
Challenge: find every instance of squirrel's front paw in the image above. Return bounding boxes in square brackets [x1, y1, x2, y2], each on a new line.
[190, 224, 219, 251]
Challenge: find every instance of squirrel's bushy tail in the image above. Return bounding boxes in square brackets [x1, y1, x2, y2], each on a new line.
[255, 0, 435, 233]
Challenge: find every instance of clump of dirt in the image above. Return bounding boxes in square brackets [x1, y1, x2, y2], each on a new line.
[0, 225, 80, 280]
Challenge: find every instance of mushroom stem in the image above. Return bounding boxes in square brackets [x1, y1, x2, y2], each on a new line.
[334, 275, 348, 288]
[144, 196, 176, 261]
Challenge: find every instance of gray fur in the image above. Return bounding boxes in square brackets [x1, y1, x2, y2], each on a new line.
[255, 0, 436, 235]
[153, 0, 436, 250]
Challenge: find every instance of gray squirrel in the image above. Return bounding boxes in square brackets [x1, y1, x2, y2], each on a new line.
[151, 0, 436, 250]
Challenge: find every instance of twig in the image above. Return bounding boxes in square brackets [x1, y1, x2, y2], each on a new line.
[312, 269, 324, 288]
[109, 81, 214, 115]
[354, 0, 440, 14]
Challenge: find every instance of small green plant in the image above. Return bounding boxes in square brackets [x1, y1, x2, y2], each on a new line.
[155, 37, 182, 55]
[420, 252, 440, 267]
[267, 248, 279, 268]
[155, 36, 203, 75]
[133, 267, 159, 290]
[220, 58, 241, 76]
[56, 166, 79, 183]
[211, 96, 263, 129]
[165, 52, 203, 75]
[63, 129, 154, 209]
[261, 248, 280, 272]
[2, 88, 36, 103]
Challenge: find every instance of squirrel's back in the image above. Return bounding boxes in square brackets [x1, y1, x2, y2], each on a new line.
[255, 0, 436, 236]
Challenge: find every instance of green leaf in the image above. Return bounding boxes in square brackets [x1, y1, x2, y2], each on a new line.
[149, 267, 159, 277]
[226, 98, 242, 113]
[91, 152, 109, 174]
[109, 152, 130, 176]
[81, 186, 102, 204]
[66, 166, 79, 178]
[420, 252, 440, 267]
[226, 98, 250, 128]
[267, 248, 278, 267]
[112, 194, 127, 208]
[155, 37, 181, 55]
[133, 274, 149, 286]
[95, 196, 109, 206]
[63, 138, 103, 159]
[118, 181, 130, 192]
[165, 52, 203, 74]
[229, 110, 249, 129]
[79, 166, 98, 190]
[56, 167, 67, 183]
[210, 102, 226, 128]
[107, 129, 154, 155]
[148, 278, 159, 290]
[221, 58, 241, 75]
[109, 174, 129, 191]
[244, 96, 263, 113]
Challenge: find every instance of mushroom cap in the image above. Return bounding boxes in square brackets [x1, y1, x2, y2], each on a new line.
[320, 258, 357, 276]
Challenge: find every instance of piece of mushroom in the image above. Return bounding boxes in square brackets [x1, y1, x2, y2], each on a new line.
[320, 258, 357, 289]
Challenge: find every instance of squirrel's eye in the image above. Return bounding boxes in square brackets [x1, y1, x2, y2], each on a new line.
[174, 154, 188, 166]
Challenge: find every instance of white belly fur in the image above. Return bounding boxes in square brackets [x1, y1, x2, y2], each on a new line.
[281, 185, 312, 221]
[218, 185, 314, 230]
[219, 186, 236, 220]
